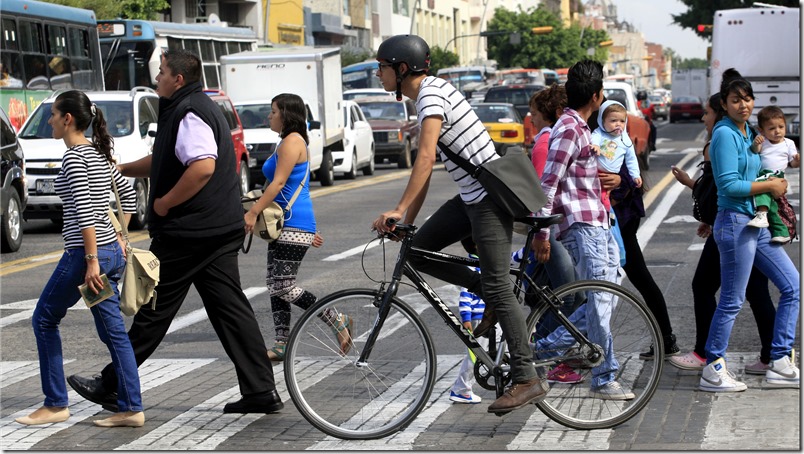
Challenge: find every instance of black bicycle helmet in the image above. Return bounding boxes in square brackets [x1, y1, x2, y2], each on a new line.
[376, 34, 431, 72]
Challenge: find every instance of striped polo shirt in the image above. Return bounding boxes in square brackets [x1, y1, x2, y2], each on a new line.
[416, 76, 498, 205]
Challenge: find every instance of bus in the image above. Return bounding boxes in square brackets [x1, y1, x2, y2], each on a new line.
[0, 0, 104, 130]
[342, 60, 381, 91]
[97, 20, 258, 91]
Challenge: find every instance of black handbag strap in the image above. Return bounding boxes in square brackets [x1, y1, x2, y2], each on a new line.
[436, 141, 484, 179]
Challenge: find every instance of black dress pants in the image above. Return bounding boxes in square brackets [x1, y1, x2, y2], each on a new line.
[99, 228, 276, 396]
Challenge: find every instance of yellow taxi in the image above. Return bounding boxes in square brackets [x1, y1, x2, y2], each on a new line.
[471, 102, 525, 155]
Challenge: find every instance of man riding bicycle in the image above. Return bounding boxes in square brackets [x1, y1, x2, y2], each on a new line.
[370, 34, 549, 414]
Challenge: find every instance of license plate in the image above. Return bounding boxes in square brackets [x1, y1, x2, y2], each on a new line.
[682, 113, 690, 117]
[36, 179, 56, 195]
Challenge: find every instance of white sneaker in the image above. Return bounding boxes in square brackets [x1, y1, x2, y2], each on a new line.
[765, 355, 800, 388]
[747, 211, 769, 228]
[771, 236, 791, 244]
[699, 358, 747, 392]
[449, 390, 482, 404]
[589, 380, 635, 400]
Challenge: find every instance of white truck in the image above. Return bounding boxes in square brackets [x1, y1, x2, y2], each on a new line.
[220, 47, 344, 186]
[671, 69, 708, 103]
[709, 6, 800, 139]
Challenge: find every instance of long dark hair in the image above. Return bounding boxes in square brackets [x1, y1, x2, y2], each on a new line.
[54, 90, 114, 162]
[272, 93, 309, 144]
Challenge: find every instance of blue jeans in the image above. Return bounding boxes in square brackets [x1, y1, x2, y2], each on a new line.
[33, 242, 142, 411]
[706, 209, 800, 363]
[537, 223, 620, 388]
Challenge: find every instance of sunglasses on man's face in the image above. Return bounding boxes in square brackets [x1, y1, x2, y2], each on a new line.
[377, 62, 394, 73]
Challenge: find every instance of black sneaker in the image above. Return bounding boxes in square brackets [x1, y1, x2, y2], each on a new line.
[639, 335, 681, 360]
[223, 390, 284, 414]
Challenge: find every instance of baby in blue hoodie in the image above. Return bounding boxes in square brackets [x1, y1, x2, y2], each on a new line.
[591, 100, 642, 210]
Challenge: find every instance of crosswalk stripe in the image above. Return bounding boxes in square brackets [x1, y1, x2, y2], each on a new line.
[1, 360, 74, 389]
[308, 355, 464, 450]
[2, 358, 215, 450]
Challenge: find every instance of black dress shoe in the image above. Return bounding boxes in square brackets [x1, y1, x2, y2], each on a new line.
[67, 375, 119, 412]
[223, 390, 284, 414]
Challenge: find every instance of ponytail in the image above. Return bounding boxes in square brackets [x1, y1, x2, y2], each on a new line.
[90, 105, 115, 163]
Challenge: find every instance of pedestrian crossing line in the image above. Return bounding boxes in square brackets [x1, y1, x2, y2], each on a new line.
[308, 354, 464, 450]
[1, 360, 74, 389]
[1, 359, 215, 450]
[652, 148, 675, 154]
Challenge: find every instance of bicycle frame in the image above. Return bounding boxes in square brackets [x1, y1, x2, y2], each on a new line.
[357, 222, 595, 375]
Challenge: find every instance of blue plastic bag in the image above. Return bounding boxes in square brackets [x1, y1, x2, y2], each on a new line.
[609, 210, 627, 267]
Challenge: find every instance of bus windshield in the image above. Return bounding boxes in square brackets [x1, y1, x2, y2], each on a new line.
[342, 61, 381, 90]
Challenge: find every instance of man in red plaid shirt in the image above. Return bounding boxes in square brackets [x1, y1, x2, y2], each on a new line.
[531, 59, 635, 401]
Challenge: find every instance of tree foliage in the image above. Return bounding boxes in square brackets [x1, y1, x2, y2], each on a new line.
[341, 47, 374, 68]
[673, 0, 800, 40]
[49, 0, 169, 20]
[428, 46, 460, 76]
[484, 5, 609, 70]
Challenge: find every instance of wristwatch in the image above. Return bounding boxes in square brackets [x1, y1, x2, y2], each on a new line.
[84, 254, 98, 261]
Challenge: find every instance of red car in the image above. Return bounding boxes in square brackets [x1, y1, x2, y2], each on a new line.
[204, 90, 252, 194]
[669, 96, 705, 123]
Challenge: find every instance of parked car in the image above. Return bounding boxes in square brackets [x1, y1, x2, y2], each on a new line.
[18, 87, 158, 229]
[333, 100, 375, 178]
[204, 90, 251, 195]
[602, 81, 652, 169]
[670, 96, 705, 123]
[471, 103, 525, 156]
[343, 89, 394, 101]
[647, 94, 668, 120]
[355, 96, 420, 169]
[1, 107, 26, 252]
[483, 84, 545, 119]
[235, 99, 332, 189]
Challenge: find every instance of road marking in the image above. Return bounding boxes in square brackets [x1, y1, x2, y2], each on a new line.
[1, 359, 214, 450]
[639, 155, 700, 249]
[1, 360, 74, 389]
[322, 238, 388, 262]
[165, 286, 267, 335]
[652, 148, 676, 154]
[688, 243, 705, 251]
[664, 215, 699, 223]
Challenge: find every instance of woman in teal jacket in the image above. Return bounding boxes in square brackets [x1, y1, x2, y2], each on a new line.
[702, 69, 800, 393]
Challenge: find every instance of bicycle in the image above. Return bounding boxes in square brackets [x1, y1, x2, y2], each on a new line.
[283, 215, 663, 440]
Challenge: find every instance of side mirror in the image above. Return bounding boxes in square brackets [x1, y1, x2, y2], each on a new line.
[308, 120, 321, 130]
[147, 123, 158, 137]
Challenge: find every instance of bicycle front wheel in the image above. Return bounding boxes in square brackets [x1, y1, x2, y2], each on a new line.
[528, 280, 663, 430]
[284, 288, 437, 440]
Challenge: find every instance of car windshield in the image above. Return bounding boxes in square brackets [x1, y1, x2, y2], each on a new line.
[344, 91, 389, 101]
[359, 102, 406, 120]
[19, 101, 134, 139]
[473, 105, 521, 123]
[649, 95, 663, 103]
[674, 96, 700, 104]
[235, 104, 271, 129]
[602, 88, 628, 108]
[485, 88, 531, 106]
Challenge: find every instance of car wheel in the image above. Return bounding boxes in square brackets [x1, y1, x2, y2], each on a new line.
[669, 116, 675, 123]
[397, 140, 412, 169]
[363, 146, 376, 176]
[317, 151, 335, 186]
[239, 160, 251, 195]
[128, 179, 149, 230]
[1, 190, 23, 253]
[345, 151, 358, 179]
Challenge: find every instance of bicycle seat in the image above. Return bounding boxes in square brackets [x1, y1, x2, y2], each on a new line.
[514, 214, 564, 230]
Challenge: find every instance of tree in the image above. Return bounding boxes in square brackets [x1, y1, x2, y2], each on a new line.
[674, 58, 708, 69]
[341, 47, 374, 68]
[428, 46, 459, 76]
[484, 5, 609, 69]
[50, 0, 169, 20]
[673, 0, 799, 39]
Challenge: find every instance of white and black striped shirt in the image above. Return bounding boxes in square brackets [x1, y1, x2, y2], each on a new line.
[416, 76, 498, 204]
[54, 144, 137, 249]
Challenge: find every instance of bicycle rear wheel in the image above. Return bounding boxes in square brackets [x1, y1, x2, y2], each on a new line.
[284, 288, 437, 440]
[528, 280, 663, 430]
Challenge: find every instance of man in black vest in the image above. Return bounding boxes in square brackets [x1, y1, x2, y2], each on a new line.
[68, 49, 282, 414]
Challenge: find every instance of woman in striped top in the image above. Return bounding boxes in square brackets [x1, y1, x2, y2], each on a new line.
[16, 91, 144, 428]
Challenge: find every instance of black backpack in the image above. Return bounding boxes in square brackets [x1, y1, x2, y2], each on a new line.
[692, 161, 718, 226]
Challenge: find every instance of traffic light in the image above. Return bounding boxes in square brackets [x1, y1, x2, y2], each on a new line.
[598, 40, 614, 48]
[531, 26, 553, 35]
[697, 24, 713, 33]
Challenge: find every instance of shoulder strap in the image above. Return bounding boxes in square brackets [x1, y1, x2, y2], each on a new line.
[437, 140, 481, 178]
[109, 165, 130, 244]
[284, 143, 310, 212]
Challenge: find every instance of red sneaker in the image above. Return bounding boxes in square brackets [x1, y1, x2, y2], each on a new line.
[547, 363, 584, 384]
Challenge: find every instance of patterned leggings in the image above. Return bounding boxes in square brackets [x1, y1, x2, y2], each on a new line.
[267, 228, 336, 342]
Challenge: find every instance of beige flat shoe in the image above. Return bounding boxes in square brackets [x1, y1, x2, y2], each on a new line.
[15, 406, 70, 425]
[93, 411, 144, 428]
